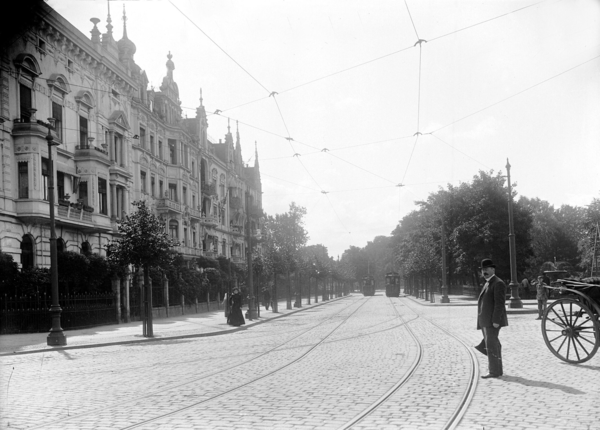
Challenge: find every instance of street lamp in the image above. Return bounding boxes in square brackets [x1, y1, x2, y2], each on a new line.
[506, 159, 523, 309]
[440, 208, 450, 303]
[245, 191, 257, 319]
[43, 118, 67, 346]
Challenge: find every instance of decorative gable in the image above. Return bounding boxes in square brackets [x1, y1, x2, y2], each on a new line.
[108, 110, 130, 131]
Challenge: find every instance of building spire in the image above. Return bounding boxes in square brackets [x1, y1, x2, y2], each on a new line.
[122, 4, 128, 38]
[106, 0, 113, 39]
[199, 88, 203, 106]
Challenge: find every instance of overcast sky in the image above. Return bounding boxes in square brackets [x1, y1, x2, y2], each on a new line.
[47, 0, 600, 258]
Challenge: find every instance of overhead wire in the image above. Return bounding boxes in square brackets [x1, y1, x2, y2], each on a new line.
[198, 1, 549, 115]
[168, 0, 271, 95]
[429, 54, 600, 134]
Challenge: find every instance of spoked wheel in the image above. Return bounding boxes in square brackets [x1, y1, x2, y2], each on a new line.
[542, 298, 599, 363]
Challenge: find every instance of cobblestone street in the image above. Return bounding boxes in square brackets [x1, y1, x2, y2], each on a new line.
[1, 294, 598, 430]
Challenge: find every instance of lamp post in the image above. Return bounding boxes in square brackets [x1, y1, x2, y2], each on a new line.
[440, 208, 450, 303]
[245, 191, 257, 319]
[43, 118, 67, 346]
[506, 159, 523, 308]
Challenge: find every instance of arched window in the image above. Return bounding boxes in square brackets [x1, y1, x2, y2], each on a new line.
[81, 241, 91, 255]
[57, 238, 66, 253]
[20, 234, 35, 269]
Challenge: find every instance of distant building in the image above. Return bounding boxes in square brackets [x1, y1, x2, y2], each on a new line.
[0, 2, 262, 270]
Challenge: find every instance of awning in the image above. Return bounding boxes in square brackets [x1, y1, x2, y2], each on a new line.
[56, 162, 77, 176]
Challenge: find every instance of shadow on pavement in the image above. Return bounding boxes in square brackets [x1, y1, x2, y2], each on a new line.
[501, 375, 586, 395]
[559, 362, 600, 372]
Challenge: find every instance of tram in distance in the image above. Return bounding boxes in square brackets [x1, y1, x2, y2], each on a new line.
[385, 271, 401, 297]
[362, 276, 376, 296]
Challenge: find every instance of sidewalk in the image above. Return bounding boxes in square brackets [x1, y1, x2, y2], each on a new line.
[405, 292, 540, 314]
[0, 293, 537, 357]
[0, 298, 340, 356]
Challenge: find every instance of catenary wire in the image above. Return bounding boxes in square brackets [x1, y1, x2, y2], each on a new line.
[168, 0, 271, 95]
[429, 54, 600, 134]
[199, 1, 549, 114]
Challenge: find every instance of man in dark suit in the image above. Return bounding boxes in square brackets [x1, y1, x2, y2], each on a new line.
[474, 258, 508, 379]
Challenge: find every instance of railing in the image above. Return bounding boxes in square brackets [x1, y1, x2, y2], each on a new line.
[200, 215, 219, 226]
[188, 207, 202, 219]
[57, 204, 93, 222]
[230, 225, 244, 235]
[0, 292, 117, 334]
[156, 199, 182, 213]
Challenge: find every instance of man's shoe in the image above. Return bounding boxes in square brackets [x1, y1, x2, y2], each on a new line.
[536, 317, 542, 320]
[481, 373, 501, 379]
[474, 344, 488, 356]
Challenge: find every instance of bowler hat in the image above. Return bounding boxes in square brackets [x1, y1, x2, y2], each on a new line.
[479, 258, 496, 269]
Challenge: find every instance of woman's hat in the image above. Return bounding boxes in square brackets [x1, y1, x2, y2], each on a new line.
[480, 258, 496, 269]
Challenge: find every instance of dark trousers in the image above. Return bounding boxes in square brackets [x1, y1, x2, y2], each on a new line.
[482, 326, 503, 376]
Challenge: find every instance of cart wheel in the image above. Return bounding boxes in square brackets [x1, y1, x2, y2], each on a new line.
[542, 298, 599, 364]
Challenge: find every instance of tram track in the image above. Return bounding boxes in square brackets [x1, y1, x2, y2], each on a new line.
[119, 296, 372, 430]
[340, 296, 478, 430]
[24, 296, 369, 430]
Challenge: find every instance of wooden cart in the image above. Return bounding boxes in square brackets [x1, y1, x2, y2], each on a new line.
[541, 276, 600, 363]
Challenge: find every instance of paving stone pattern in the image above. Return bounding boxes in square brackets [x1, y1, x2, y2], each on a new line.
[1, 294, 598, 430]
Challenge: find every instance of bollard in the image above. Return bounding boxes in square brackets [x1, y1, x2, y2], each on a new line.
[430, 292, 435, 303]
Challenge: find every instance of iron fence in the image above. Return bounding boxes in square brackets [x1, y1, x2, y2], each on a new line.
[0, 292, 117, 334]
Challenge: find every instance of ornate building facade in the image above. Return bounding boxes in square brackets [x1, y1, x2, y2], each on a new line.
[0, 2, 262, 270]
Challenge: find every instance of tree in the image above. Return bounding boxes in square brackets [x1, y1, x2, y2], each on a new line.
[261, 203, 308, 308]
[0, 252, 20, 295]
[106, 200, 178, 337]
[579, 198, 600, 275]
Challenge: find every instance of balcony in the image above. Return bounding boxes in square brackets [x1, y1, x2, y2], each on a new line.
[174, 245, 202, 257]
[57, 204, 93, 223]
[74, 145, 111, 167]
[204, 250, 217, 258]
[188, 207, 202, 220]
[200, 215, 219, 226]
[15, 200, 110, 233]
[230, 225, 244, 236]
[156, 199, 182, 214]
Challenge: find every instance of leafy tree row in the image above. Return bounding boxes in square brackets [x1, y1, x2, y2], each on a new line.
[385, 170, 598, 289]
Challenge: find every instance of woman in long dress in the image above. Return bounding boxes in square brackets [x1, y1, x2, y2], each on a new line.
[227, 287, 245, 327]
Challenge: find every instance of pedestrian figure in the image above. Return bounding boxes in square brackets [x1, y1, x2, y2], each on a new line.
[227, 287, 245, 327]
[535, 275, 549, 320]
[263, 287, 271, 310]
[474, 258, 508, 379]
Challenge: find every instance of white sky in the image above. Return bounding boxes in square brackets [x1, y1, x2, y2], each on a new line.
[47, 0, 600, 258]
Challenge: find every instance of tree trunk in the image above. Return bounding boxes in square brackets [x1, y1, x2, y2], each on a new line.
[286, 269, 292, 309]
[273, 271, 278, 313]
[144, 265, 153, 337]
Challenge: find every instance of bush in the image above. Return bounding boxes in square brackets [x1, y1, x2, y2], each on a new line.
[0, 252, 20, 295]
